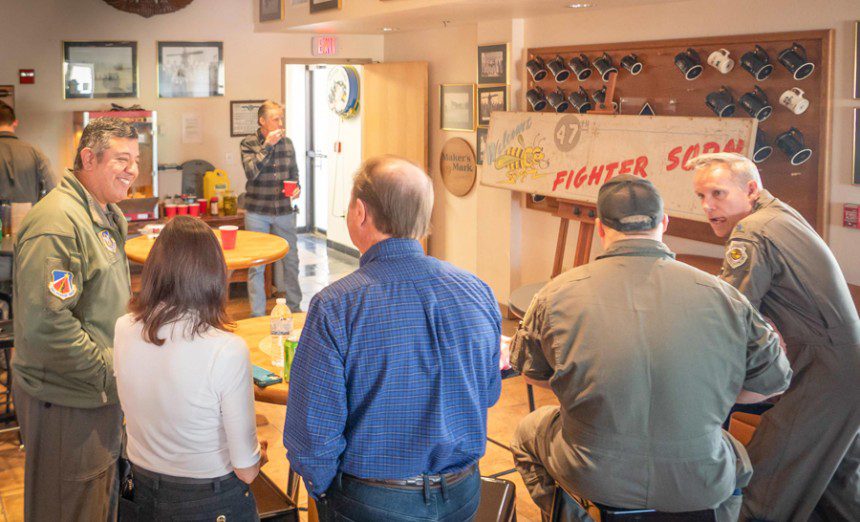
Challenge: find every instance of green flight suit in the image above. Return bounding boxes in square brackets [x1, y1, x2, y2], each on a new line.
[510, 239, 792, 521]
[11, 173, 129, 521]
[720, 190, 860, 521]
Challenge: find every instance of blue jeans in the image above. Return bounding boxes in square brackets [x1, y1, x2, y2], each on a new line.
[316, 468, 481, 522]
[245, 211, 301, 316]
[123, 466, 260, 521]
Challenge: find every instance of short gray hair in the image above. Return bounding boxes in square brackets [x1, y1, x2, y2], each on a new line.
[73, 118, 138, 172]
[258, 100, 283, 121]
[686, 152, 763, 189]
[351, 155, 433, 239]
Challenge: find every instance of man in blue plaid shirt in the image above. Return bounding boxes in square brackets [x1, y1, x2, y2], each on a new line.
[240, 100, 301, 314]
[284, 155, 502, 521]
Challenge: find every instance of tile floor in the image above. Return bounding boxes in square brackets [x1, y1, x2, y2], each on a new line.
[0, 234, 558, 521]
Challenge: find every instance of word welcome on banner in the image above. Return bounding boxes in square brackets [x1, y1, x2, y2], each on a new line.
[481, 112, 757, 223]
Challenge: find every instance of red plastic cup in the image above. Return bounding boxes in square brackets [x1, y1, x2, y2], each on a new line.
[198, 199, 208, 215]
[164, 204, 177, 218]
[188, 204, 200, 217]
[177, 204, 189, 215]
[219, 225, 238, 250]
[283, 181, 298, 198]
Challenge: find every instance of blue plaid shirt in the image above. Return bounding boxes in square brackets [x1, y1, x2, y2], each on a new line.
[283, 238, 502, 498]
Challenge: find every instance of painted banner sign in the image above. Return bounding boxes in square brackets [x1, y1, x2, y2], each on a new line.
[481, 112, 758, 223]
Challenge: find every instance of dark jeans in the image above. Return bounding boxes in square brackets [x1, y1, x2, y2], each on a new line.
[122, 465, 259, 521]
[317, 467, 481, 522]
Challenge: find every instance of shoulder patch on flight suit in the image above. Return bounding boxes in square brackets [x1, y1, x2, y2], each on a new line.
[98, 230, 117, 253]
[726, 241, 749, 269]
[48, 269, 77, 300]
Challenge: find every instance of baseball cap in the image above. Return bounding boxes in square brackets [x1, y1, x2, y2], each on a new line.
[597, 174, 664, 232]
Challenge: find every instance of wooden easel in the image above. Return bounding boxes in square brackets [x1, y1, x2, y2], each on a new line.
[525, 72, 618, 412]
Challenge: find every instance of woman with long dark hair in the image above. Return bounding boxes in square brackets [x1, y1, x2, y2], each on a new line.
[114, 216, 265, 520]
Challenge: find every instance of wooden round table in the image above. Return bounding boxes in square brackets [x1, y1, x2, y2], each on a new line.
[234, 314, 305, 405]
[125, 230, 290, 270]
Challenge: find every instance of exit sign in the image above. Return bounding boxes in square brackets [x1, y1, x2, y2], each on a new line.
[312, 36, 337, 56]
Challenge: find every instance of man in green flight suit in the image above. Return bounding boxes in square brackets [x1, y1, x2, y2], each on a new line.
[510, 174, 792, 522]
[690, 152, 860, 521]
[12, 118, 139, 521]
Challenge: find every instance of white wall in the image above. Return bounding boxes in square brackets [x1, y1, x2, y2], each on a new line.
[1, 0, 383, 199]
[385, 0, 860, 299]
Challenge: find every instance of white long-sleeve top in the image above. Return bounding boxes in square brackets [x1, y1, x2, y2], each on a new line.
[114, 314, 261, 478]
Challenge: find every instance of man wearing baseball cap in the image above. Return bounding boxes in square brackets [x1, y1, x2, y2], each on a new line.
[509, 174, 792, 521]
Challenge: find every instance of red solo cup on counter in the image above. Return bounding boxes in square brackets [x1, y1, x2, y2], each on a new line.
[198, 198, 208, 215]
[219, 225, 238, 250]
[164, 204, 178, 218]
[177, 204, 189, 215]
[188, 204, 200, 217]
[283, 181, 298, 198]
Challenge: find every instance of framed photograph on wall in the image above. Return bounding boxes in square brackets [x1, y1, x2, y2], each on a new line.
[478, 85, 508, 126]
[0, 85, 13, 109]
[63, 41, 137, 99]
[476, 126, 488, 166]
[854, 108, 860, 184]
[477, 43, 509, 85]
[231, 100, 265, 137]
[310, 0, 340, 13]
[440, 84, 476, 132]
[259, 0, 284, 22]
[855, 21, 860, 99]
[158, 41, 225, 98]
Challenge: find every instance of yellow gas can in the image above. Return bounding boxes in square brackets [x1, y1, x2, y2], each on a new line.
[203, 169, 230, 203]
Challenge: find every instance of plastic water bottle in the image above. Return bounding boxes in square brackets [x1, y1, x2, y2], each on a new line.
[269, 298, 293, 367]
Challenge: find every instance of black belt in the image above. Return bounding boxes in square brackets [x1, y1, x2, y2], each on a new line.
[131, 464, 236, 489]
[344, 465, 476, 489]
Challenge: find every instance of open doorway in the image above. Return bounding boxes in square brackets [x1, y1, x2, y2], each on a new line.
[282, 60, 367, 308]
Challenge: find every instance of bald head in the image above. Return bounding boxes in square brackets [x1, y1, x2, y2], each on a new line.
[351, 155, 433, 239]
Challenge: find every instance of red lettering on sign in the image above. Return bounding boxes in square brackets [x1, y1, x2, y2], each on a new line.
[588, 165, 604, 185]
[573, 167, 588, 188]
[634, 155, 649, 178]
[724, 139, 744, 154]
[702, 141, 720, 154]
[552, 171, 568, 191]
[666, 146, 682, 171]
[618, 159, 634, 176]
[567, 167, 584, 189]
[681, 144, 701, 171]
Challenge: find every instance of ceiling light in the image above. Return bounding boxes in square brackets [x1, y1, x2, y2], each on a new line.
[381, 27, 397, 32]
[567, 2, 593, 8]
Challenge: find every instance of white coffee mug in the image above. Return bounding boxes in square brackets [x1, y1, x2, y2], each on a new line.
[708, 49, 734, 74]
[780, 87, 809, 115]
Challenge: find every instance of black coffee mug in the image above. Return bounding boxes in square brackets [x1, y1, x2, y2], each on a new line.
[740, 45, 773, 81]
[547, 55, 571, 83]
[591, 86, 618, 112]
[776, 127, 813, 166]
[739, 86, 773, 121]
[526, 87, 548, 111]
[753, 129, 773, 163]
[593, 53, 618, 82]
[547, 88, 570, 112]
[621, 53, 643, 75]
[568, 87, 593, 113]
[674, 48, 703, 80]
[568, 54, 592, 81]
[526, 56, 548, 82]
[778, 42, 814, 80]
[705, 86, 735, 117]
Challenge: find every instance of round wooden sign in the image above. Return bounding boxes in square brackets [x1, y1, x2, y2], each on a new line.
[440, 138, 477, 197]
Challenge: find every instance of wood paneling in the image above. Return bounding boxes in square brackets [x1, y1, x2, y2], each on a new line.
[526, 30, 833, 245]
[361, 62, 429, 170]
